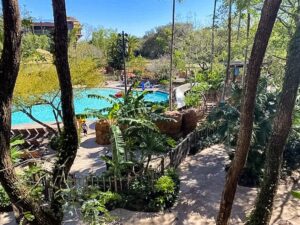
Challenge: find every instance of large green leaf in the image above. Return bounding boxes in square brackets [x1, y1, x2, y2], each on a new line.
[291, 190, 300, 199]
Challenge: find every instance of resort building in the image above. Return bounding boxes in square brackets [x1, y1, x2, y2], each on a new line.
[31, 16, 82, 39]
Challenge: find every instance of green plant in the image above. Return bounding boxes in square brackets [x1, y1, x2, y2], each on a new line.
[292, 190, 300, 199]
[79, 85, 168, 176]
[83, 189, 122, 210]
[49, 135, 63, 150]
[10, 136, 24, 164]
[81, 199, 113, 225]
[159, 79, 169, 85]
[0, 185, 11, 209]
[185, 82, 209, 108]
[202, 78, 280, 187]
[154, 175, 175, 194]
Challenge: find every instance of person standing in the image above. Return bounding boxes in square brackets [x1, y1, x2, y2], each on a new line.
[81, 121, 88, 136]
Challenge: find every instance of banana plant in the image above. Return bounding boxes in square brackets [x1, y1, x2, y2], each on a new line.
[78, 86, 168, 177]
[10, 136, 25, 164]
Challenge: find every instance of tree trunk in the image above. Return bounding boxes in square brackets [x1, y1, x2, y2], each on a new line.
[169, 0, 176, 110]
[237, 10, 242, 41]
[211, 0, 218, 71]
[246, 17, 300, 225]
[0, 1, 58, 224]
[216, 1, 282, 224]
[221, 0, 232, 102]
[242, 12, 251, 87]
[51, 0, 79, 221]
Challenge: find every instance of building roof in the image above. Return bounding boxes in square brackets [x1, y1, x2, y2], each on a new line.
[32, 22, 54, 27]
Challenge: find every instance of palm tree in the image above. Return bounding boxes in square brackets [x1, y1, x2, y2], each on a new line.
[127, 35, 140, 58]
[217, 0, 282, 224]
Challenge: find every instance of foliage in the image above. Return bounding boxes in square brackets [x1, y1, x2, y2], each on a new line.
[0, 185, 10, 209]
[91, 27, 140, 70]
[127, 55, 147, 76]
[154, 175, 175, 193]
[140, 23, 193, 59]
[122, 170, 180, 212]
[79, 87, 168, 177]
[185, 82, 209, 107]
[291, 190, 300, 199]
[14, 50, 103, 132]
[10, 136, 25, 164]
[49, 135, 64, 151]
[81, 199, 114, 225]
[22, 34, 51, 59]
[146, 56, 170, 80]
[82, 189, 122, 210]
[203, 78, 280, 186]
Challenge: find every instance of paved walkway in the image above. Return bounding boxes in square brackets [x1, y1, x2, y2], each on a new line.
[111, 145, 300, 225]
[1, 145, 299, 225]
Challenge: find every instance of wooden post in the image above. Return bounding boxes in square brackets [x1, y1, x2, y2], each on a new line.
[119, 177, 123, 191]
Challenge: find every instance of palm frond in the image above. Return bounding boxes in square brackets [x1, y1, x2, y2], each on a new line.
[88, 94, 116, 104]
[118, 118, 159, 132]
[110, 124, 125, 157]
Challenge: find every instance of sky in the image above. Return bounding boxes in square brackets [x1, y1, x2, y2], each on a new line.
[19, 0, 214, 37]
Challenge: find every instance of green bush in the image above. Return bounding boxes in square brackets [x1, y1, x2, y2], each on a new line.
[154, 176, 175, 194]
[159, 79, 169, 86]
[81, 199, 113, 225]
[82, 188, 122, 210]
[49, 135, 63, 150]
[122, 170, 180, 212]
[0, 185, 11, 211]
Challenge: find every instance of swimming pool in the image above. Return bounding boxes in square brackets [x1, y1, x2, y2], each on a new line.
[12, 88, 169, 126]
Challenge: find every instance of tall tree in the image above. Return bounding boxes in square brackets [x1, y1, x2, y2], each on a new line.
[243, 11, 251, 86]
[169, 0, 176, 110]
[211, 0, 218, 71]
[0, 1, 57, 224]
[216, 0, 282, 224]
[51, 0, 79, 221]
[221, 0, 232, 102]
[247, 7, 300, 225]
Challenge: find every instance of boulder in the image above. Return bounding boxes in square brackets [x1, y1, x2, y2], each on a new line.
[95, 120, 111, 145]
[156, 111, 182, 136]
[182, 108, 198, 135]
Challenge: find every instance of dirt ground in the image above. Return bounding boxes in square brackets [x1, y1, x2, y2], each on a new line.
[1, 145, 299, 225]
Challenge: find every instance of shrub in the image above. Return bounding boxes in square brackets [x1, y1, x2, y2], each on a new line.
[122, 170, 180, 212]
[49, 135, 63, 150]
[154, 176, 175, 194]
[81, 199, 113, 225]
[0, 185, 11, 212]
[159, 79, 169, 86]
[81, 187, 122, 210]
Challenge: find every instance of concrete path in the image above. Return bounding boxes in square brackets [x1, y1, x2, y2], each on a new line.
[111, 145, 300, 225]
[1, 145, 299, 225]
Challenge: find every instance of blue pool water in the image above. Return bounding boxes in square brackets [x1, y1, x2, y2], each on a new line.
[12, 88, 169, 126]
